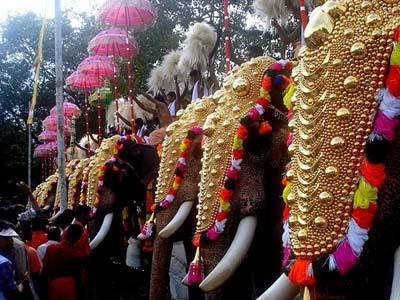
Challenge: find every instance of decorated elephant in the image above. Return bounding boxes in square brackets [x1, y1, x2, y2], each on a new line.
[144, 97, 217, 300]
[176, 56, 293, 299]
[259, 1, 400, 300]
[84, 134, 159, 298]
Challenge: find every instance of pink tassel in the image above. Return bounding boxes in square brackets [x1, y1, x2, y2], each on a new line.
[332, 239, 358, 275]
[137, 213, 155, 240]
[373, 110, 399, 141]
[186, 247, 205, 285]
[283, 246, 291, 268]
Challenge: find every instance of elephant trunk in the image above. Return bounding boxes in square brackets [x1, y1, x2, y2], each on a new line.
[90, 213, 114, 250]
[390, 246, 400, 300]
[256, 273, 299, 300]
[158, 201, 194, 239]
[199, 216, 258, 292]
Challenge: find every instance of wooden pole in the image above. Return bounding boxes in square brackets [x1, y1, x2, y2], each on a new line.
[55, 0, 67, 212]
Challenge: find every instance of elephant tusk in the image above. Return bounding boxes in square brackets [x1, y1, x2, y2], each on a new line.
[390, 246, 400, 300]
[48, 209, 65, 223]
[256, 274, 300, 300]
[158, 201, 194, 239]
[90, 213, 114, 250]
[199, 216, 258, 292]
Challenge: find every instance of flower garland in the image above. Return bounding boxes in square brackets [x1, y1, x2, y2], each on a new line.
[186, 60, 294, 285]
[91, 134, 136, 217]
[137, 126, 204, 240]
[79, 167, 89, 205]
[283, 29, 400, 286]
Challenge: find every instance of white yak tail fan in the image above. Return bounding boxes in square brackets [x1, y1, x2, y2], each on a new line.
[179, 22, 217, 73]
[161, 50, 183, 82]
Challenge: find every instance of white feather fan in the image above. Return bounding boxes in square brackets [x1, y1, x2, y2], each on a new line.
[253, 0, 314, 22]
[161, 50, 184, 82]
[74, 134, 99, 159]
[147, 65, 175, 95]
[178, 22, 217, 73]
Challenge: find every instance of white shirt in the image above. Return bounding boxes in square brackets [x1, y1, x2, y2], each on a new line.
[168, 100, 177, 117]
[37, 240, 59, 260]
[191, 81, 210, 103]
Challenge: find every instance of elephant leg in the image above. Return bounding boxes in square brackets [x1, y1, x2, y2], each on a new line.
[149, 235, 174, 300]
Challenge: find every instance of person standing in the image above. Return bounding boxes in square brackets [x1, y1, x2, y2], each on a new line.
[0, 227, 20, 300]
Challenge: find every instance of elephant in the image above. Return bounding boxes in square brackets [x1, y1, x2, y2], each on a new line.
[181, 56, 292, 299]
[259, 1, 400, 300]
[85, 135, 160, 299]
[147, 97, 217, 300]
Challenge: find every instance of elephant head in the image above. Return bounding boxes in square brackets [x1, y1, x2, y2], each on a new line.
[87, 135, 159, 257]
[146, 98, 217, 300]
[259, 1, 400, 299]
[184, 56, 292, 298]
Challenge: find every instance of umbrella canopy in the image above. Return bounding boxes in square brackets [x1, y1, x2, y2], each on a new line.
[66, 71, 105, 91]
[98, 0, 157, 32]
[77, 55, 115, 77]
[38, 130, 57, 142]
[43, 115, 72, 132]
[50, 101, 82, 118]
[89, 87, 114, 108]
[33, 142, 58, 158]
[88, 27, 139, 59]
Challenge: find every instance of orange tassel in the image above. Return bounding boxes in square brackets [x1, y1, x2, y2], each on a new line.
[288, 259, 316, 286]
[259, 121, 272, 135]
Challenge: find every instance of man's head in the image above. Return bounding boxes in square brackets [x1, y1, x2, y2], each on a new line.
[65, 224, 83, 244]
[74, 204, 91, 226]
[31, 214, 48, 232]
[189, 70, 201, 85]
[0, 221, 18, 251]
[53, 209, 74, 229]
[47, 226, 61, 242]
[166, 92, 176, 103]
[248, 45, 264, 60]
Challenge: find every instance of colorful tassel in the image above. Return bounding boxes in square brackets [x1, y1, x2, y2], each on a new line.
[186, 247, 205, 285]
[288, 259, 315, 286]
[137, 212, 155, 240]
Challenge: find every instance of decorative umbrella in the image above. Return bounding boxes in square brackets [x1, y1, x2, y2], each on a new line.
[33, 142, 58, 158]
[98, 0, 157, 32]
[88, 28, 139, 132]
[89, 87, 114, 108]
[78, 56, 116, 143]
[43, 115, 72, 132]
[38, 130, 57, 142]
[50, 101, 82, 118]
[88, 27, 139, 59]
[66, 71, 105, 156]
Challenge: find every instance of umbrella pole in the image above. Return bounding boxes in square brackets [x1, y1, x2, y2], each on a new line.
[299, 0, 308, 45]
[125, 25, 135, 134]
[96, 80, 103, 144]
[28, 124, 32, 192]
[113, 56, 120, 133]
[84, 90, 91, 157]
[223, 0, 231, 73]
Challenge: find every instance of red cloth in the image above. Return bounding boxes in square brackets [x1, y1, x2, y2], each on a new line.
[27, 231, 48, 249]
[48, 277, 76, 300]
[25, 245, 42, 274]
[62, 221, 90, 257]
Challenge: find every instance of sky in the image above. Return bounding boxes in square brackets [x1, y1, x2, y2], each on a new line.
[0, 0, 103, 22]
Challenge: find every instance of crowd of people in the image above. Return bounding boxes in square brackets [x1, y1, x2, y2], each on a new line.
[0, 182, 93, 300]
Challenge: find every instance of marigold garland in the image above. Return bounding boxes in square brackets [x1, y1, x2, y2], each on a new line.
[137, 127, 204, 240]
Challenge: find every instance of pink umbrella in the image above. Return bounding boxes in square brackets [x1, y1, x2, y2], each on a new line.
[77, 55, 115, 77]
[38, 130, 57, 142]
[43, 115, 72, 132]
[98, 0, 157, 32]
[66, 71, 105, 91]
[33, 142, 58, 159]
[88, 27, 139, 59]
[50, 101, 82, 118]
[88, 28, 139, 133]
[66, 71, 105, 156]
[77, 56, 116, 143]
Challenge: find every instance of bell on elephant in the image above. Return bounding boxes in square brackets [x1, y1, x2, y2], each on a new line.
[177, 56, 294, 299]
[259, 2, 400, 300]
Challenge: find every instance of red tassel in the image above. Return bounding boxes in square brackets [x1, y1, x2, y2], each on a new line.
[186, 247, 205, 285]
[259, 121, 272, 135]
[288, 259, 316, 286]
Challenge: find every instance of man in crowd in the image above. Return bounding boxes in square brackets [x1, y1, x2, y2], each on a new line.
[0, 225, 19, 300]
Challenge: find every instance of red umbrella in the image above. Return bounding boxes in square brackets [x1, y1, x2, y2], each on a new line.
[88, 28, 139, 133]
[77, 56, 116, 143]
[50, 101, 82, 118]
[98, 0, 157, 32]
[66, 71, 105, 155]
[38, 130, 57, 142]
[88, 27, 139, 59]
